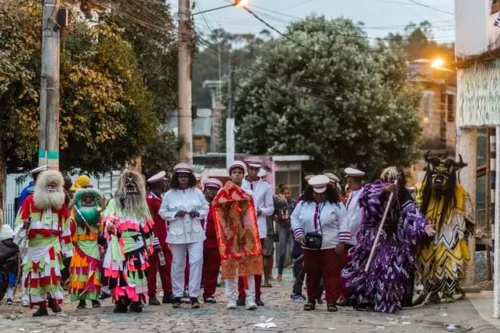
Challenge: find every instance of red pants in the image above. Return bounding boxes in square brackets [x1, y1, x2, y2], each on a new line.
[202, 247, 221, 299]
[303, 248, 341, 303]
[147, 244, 173, 296]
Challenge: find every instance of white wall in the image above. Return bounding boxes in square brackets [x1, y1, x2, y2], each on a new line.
[455, 0, 489, 57]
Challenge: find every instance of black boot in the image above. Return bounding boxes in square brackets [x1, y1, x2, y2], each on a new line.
[77, 300, 86, 309]
[172, 297, 182, 308]
[129, 302, 143, 313]
[149, 295, 161, 306]
[33, 307, 49, 317]
[162, 293, 174, 304]
[91, 300, 101, 308]
[113, 302, 128, 313]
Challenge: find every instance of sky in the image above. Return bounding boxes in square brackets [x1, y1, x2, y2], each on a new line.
[168, 0, 455, 44]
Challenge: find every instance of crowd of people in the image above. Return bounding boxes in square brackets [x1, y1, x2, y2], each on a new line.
[0, 153, 475, 317]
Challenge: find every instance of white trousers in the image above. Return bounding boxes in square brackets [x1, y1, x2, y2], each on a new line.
[225, 276, 255, 302]
[170, 242, 204, 298]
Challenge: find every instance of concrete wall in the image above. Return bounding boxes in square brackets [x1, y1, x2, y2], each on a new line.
[455, 0, 500, 57]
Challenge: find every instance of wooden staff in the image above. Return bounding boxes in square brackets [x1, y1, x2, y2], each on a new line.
[364, 179, 398, 273]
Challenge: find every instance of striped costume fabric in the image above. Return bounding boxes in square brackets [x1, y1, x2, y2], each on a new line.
[342, 181, 428, 313]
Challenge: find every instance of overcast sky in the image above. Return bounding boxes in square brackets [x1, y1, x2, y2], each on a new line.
[168, 0, 455, 44]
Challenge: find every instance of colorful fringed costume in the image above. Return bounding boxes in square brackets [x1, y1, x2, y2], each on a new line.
[68, 188, 104, 302]
[212, 181, 263, 280]
[413, 153, 474, 301]
[102, 199, 154, 304]
[342, 180, 428, 313]
[15, 170, 73, 315]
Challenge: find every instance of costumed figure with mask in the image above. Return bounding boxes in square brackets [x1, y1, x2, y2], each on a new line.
[102, 171, 154, 313]
[342, 167, 435, 313]
[414, 153, 474, 304]
[213, 161, 263, 310]
[68, 188, 105, 309]
[15, 169, 73, 317]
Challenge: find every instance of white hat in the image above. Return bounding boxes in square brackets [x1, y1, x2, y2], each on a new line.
[174, 163, 193, 174]
[203, 178, 223, 189]
[30, 165, 49, 174]
[308, 175, 330, 194]
[344, 167, 365, 177]
[324, 172, 340, 183]
[304, 174, 314, 182]
[229, 161, 247, 174]
[245, 157, 262, 168]
[147, 171, 166, 183]
[257, 169, 267, 178]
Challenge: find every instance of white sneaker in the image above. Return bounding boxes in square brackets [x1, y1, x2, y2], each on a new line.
[245, 299, 257, 310]
[227, 299, 237, 309]
[21, 298, 29, 307]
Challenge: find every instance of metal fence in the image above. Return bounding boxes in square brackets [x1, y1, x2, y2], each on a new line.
[3, 203, 17, 228]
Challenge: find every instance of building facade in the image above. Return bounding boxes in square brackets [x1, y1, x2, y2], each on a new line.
[455, 0, 500, 317]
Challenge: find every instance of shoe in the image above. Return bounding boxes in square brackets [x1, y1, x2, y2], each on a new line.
[149, 295, 161, 306]
[92, 300, 101, 308]
[337, 297, 351, 306]
[316, 298, 324, 305]
[236, 298, 245, 306]
[7, 298, 13, 305]
[172, 297, 182, 308]
[276, 275, 282, 282]
[227, 299, 237, 309]
[162, 293, 174, 304]
[21, 297, 29, 307]
[256, 299, 265, 306]
[245, 299, 257, 310]
[77, 300, 86, 309]
[33, 308, 49, 317]
[304, 300, 316, 311]
[113, 303, 128, 313]
[290, 293, 306, 302]
[190, 297, 200, 309]
[204, 297, 217, 304]
[50, 300, 62, 313]
[99, 291, 111, 300]
[129, 302, 143, 313]
[263, 282, 272, 288]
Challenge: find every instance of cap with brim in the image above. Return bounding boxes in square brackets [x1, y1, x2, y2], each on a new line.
[304, 175, 314, 182]
[245, 157, 262, 168]
[324, 172, 340, 183]
[344, 167, 365, 177]
[308, 175, 330, 194]
[30, 165, 49, 174]
[203, 178, 223, 189]
[229, 161, 247, 174]
[147, 171, 167, 183]
[174, 163, 193, 174]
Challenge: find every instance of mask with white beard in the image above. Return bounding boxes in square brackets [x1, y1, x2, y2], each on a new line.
[33, 170, 66, 210]
[114, 170, 148, 218]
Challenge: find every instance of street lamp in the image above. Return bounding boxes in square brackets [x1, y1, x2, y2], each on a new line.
[192, 0, 248, 16]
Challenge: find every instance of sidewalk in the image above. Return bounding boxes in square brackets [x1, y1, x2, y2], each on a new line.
[469, 291, 500, 330]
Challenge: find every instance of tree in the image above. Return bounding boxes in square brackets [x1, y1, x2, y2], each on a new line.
[0, 0, 177, 210]
[233, 16, 422, 179]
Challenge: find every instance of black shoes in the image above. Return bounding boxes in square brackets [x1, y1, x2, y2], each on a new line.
[162, 293, 174, 304]
[190, 297, 200, 309]
[149, 295, 161, 306]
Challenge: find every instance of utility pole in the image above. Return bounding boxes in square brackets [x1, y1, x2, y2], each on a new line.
[39, 0, 61, 169]
[178, 0, 193, 164]
[226, 55, 235, 169]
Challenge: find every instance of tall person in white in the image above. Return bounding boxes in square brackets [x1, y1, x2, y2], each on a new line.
[238, 157, 274, 306]
[159, 163, 209, 309]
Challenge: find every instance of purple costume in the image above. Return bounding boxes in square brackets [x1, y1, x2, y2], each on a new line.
[341, 180, 428, 313]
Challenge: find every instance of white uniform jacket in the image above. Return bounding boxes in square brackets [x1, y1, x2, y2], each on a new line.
[291, 200, 350, 250]
[344, 189, 363, 246]
[159, 187, 209, 245]
[242, 178, 274, 239]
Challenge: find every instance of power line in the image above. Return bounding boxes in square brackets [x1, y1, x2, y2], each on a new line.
[406, 0, 454, 15]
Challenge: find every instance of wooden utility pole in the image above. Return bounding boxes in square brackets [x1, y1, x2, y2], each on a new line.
[39, 0, 61, 169]
[226, 55, 235, 169]
[178, 0, 193, 164]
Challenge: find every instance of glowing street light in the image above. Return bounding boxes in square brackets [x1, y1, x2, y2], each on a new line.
[193, 0, 249, 16]
[431, 58, 445, 69]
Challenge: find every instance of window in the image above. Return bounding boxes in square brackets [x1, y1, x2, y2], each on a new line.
[493, 0, 500, 13]
[423, 95, 431, 118]
[447, 94, 455, 122]
[275, 170, 301, 198]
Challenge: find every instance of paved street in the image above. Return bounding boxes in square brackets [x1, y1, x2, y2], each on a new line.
[0, 270, 498, 333]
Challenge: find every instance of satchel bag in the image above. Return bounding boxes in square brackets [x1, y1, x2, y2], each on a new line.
[304, 203, 324, 250]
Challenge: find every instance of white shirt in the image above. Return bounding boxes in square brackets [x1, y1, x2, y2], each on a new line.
[159, 187, 209, 245]
[242, 178, 274, 239]
[344, 189, 364, 246]
[291, 200, 350, 250]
